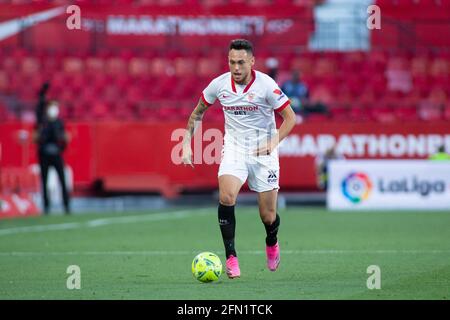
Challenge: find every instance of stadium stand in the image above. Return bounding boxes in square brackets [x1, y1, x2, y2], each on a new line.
[0, 1, 448, 122]
[1, 47, 449, 122]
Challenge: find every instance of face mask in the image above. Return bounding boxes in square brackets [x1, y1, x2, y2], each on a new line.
[47, 105, 59, 119]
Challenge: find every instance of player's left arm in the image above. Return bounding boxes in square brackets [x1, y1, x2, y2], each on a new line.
[275, 105, 296, 146]
[256, 77, 297, 156]
[256, 105, 296, 156]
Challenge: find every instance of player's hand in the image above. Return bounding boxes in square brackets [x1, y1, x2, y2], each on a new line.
[254, 145, 272, 156]
[254, 140, 277, 156]
[182, 144, 194, 168]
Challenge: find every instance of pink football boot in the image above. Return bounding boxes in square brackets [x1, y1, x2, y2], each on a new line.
[226, 255, 241, 279]
[266, 242, 280, 271]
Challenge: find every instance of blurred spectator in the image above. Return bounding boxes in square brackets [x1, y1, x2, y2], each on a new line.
[429, 145, 450, 161]
[265, 57, 279, 81]
[33, 84, 71, 214]
[315, 145, 345, 191]
[36, 81, 50, 125]
[281, 70, 309, 114]
[281, 70, 330, 118]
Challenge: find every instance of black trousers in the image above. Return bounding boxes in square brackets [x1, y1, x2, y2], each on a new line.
[39, 153, 70, 214]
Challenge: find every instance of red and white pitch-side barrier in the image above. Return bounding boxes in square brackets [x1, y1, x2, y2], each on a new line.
[0, 193, 40, 219]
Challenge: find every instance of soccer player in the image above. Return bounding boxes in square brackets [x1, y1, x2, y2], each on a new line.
[182, 39, 296, 278]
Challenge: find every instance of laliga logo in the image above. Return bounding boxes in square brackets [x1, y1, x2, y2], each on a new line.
[342, 172, 373, 203]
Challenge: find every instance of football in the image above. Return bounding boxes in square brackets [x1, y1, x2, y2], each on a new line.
[192, 252, 222, 283]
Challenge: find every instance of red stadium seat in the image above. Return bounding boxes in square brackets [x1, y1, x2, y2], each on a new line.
[114, 103, 136, 121]
[410, 56, 429, 76]
[85, 57, 105, 74]
[21, 57, 41, 76]
[0, 70, 9, 93]
[328, 106, 349, 121]
[0, 102, 15, 122]
[313, 57, 336, 77]
[371, 106, 397, 123]
[306, 113, 331, 122]
[444, 105, 450, 121]
[309, 85, 334, 106]
[430, 58, 449, 76]
[91, 73, 109, 92]
[386, 69, 413, 93]
[157, 0, 181, 5]
[344, 74, 364, 96]
[395, 106, 418, 121]
[59, 88, 76, 105]
[387, 56, 409, 72]
[366, 51, 388, 69]
[150, 58, 172, 77]
[335, 87, 353, 108]
[403, 91, 423, 108]
[431, 75, 450, 90]
[128, 58, 150, 77]
[101, 84, 121, 105]
[28, 73, 47, 93]
[125, 86, 145, 105]
[425, 87, 448, 114]
[105, 57, 127, 76]
[418, 99, 444, 121]
[247, 0, 272, 6]
[63, 57, 84, 74]
[349, 106, 372, 122]
[174, 57, 196, 76]
[91, 101, 111, 120]
[156, 105, 180, 121]
[72, 102, 89, 121]
[197, 57, 221, 78]
[40, 59, 60, 78]
[359, 87, 377, 106]
[290, 57, 313, 76]
[200, 0, 227, 6]
[2, 56, 18, 74]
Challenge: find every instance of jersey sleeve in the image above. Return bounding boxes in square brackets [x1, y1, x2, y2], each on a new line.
[201, 78, 219, 106]
[265, 78, 290, 112]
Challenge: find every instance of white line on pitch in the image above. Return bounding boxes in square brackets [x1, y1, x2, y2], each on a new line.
[0, 249, 449, 256]
[0, 209, 213, 236]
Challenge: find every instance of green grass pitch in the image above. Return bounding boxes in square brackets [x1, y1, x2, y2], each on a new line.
[0, 207, 449, 300]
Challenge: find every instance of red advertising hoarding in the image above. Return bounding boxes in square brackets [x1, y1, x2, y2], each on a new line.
[0, 193, 40, 219]
[1, 121, 449, 195]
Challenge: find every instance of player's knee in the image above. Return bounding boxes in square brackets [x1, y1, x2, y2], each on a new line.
[219, 193, 237, 206]
[260, 209, 276, 224]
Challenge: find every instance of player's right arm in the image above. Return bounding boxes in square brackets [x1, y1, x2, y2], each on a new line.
[182, 76, 220, 167]
[181, 98, 211, 167]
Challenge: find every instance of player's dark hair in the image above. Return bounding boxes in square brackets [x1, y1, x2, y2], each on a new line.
[229, 39, 254, 55]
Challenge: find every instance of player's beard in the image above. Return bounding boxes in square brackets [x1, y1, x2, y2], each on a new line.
[233, 71, 250, 85]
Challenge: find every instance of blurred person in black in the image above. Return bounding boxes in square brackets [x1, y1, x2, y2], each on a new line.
[315, 145, 345, 191]
[34, 82, 71, 214]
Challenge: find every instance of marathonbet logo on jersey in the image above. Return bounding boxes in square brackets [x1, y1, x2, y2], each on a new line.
[223, 105, 259, 116]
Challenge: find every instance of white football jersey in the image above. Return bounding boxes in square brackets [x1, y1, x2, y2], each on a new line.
[202, 70, 290, 155]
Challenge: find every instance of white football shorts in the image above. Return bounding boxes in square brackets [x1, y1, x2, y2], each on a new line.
[218, 147, 280, 193]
